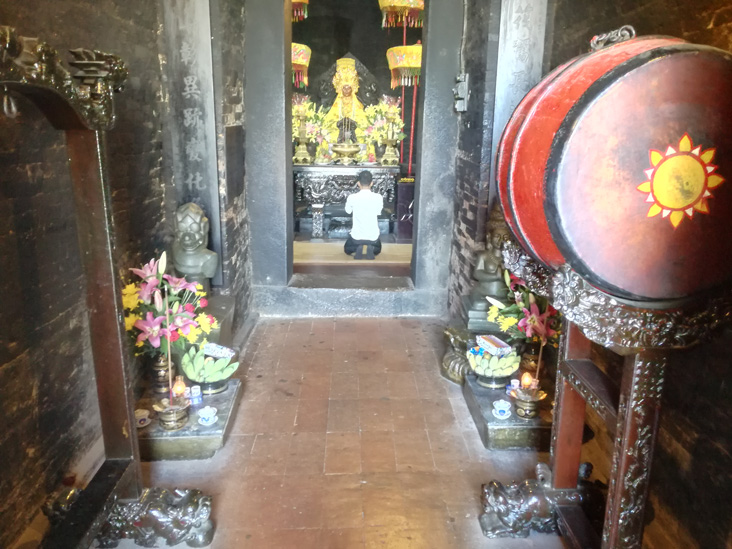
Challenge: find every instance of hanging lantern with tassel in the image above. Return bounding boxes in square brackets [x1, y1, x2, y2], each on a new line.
[386, 43, 422, 88]
[378, 0, 424, 28]
[292, 43, 312, 89]
[292, 0, 309, 22]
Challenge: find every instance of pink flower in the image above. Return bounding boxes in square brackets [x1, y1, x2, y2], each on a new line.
[153, 289, 164, 312]
[509, 273, 527, 291]
[130, 258, 159, 281]
[170, 311, 198, 336]
[184, 303, 195, 314]
[134, 312, 168, 348]
[138, 278, 159, 304]
[168, 329, 180, 342]
[517, 303, 556, 343]
[163, 274, 197, 294]
[199, 298, 208, 308]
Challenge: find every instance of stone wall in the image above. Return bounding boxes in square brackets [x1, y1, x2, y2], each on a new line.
[210, 0, 253, 336]
[447, 0, 499, 317]
[548, 2, 732, 547]
[0, 2, 166, 545]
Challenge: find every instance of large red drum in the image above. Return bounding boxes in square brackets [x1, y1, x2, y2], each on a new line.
[497, 36, 732, 302]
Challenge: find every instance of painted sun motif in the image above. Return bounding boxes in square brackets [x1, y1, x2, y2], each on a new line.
[637, 133, 724, 228]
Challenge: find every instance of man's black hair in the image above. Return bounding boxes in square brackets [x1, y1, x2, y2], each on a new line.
[357, 171, 373, 186]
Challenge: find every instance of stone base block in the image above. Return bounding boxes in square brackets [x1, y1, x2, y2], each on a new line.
[462, 374, 551, 451]
[137, 378, 242, 461]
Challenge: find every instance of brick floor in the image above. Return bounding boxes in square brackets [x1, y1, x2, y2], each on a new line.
[140, 318, 566, 548]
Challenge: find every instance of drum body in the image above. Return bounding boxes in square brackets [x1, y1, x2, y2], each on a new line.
[497, 37, 732, 301]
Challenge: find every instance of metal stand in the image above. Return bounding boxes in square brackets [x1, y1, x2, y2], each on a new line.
[479, 241, 732, 548]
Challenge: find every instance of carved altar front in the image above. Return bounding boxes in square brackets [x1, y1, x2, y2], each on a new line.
[294, 165, 399, 238]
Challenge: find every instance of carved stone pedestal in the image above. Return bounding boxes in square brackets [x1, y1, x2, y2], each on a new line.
[463, 375, 551, 450]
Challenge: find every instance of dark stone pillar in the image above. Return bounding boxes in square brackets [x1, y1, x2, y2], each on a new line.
[244, 0, 294, 287]
[160, 0, 224, 285]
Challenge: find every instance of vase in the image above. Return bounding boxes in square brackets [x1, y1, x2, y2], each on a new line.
[373, 142, 386, 161]
[150, 354, 175, 395]
[475, 372, 513, 390]
[200, 379, 230, 395]
[306, 141, 317, 160]
[520, 341, 541, 372]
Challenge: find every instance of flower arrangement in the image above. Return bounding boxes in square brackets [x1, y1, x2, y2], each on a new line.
[292, 95, 334, 142]
[122, 252, 219, 358]
[485, 270, 560, 346]
[485, 270, 561, 382]
[357, 97, 405, 146]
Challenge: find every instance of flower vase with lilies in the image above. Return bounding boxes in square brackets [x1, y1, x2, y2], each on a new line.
[122, 252, 219, 360]
[485, 270, 561, 384]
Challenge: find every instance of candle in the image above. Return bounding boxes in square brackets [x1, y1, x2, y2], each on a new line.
[172, 375, 187, 400]
[521, 372, 533, 390]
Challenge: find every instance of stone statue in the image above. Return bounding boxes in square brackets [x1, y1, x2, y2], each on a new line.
[468, 205, 512, 311]
[479, 463, 605, 539]
[97, 487, 214, 547]
[171, 203, 218, 295]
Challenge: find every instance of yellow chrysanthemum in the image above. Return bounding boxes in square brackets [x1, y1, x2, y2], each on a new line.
[135, 340, 144, 348]
[195, 283, 207, 297]
[121, 283, 141, 310]
[498, 316, 518, 332]
[125, 313, 140, 332]
[196, 313, 213, 334]
[185, 325, 202, 343]
[487, 306, 499, 323]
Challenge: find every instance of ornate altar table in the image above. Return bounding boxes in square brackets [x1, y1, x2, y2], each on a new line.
[294, 165, 399, 238]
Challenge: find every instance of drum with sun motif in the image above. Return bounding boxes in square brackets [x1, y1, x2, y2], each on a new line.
[497, 35, 732, 302]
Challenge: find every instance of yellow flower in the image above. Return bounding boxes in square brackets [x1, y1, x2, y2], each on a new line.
[196, 313, 213, 334]
[487, 306, 499, 323]
[195, 283, 206, 297]
[185, 326, 202, 344]
[135, 340, 143, 348]
[122, 283, 140, 310]
[125, 313, 140, 332]
[498, 316, 518, 332]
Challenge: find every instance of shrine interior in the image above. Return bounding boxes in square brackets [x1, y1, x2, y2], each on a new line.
[1, 1, 732, 548]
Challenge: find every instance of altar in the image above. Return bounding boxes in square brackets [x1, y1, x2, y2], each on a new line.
[294, 164, 399, 238]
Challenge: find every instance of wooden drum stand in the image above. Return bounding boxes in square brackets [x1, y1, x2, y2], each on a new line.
[479, 242, 732, 549]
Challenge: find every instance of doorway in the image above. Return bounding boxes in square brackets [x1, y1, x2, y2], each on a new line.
[288, 0, 422, 280]
[244, 0, 461, 316]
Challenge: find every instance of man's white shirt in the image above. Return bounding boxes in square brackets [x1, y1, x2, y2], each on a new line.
[345, 189, 383, 241]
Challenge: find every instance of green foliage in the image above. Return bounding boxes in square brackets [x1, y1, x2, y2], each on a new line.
[180, 346, 239, 383]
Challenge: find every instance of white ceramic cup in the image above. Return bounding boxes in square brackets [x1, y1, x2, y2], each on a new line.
[135, 409, 150, 426]
[493, 400, 511, 417]
[198, 406, 217, 422]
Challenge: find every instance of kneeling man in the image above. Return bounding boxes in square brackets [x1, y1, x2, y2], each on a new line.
[344, 171, 383, 258]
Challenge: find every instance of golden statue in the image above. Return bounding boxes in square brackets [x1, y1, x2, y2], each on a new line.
[324, 58, 367, 144]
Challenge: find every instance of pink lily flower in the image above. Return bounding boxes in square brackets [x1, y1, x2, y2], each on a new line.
[134, 312, 168, 348]
[153, 289, 164, 312]
[509, 273, 527, 291]
[163, 274, 198, 294]
[138, 278, 160, 304]
[170, 311, 198, 336]
[517, 303, 556, 343]
[130, 258, 159, 281]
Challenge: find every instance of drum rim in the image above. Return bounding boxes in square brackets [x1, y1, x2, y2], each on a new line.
[544, 43, 730, 300]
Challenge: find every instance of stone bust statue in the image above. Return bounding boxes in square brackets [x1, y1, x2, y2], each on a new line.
[171, 203, 218, 294]
[468, 208, 512, 311]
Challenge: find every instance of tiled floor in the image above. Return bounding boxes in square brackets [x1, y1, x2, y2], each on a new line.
[140, 318, 566, 548]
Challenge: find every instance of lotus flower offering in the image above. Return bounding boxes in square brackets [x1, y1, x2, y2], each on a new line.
[467, 335, 520, 388]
